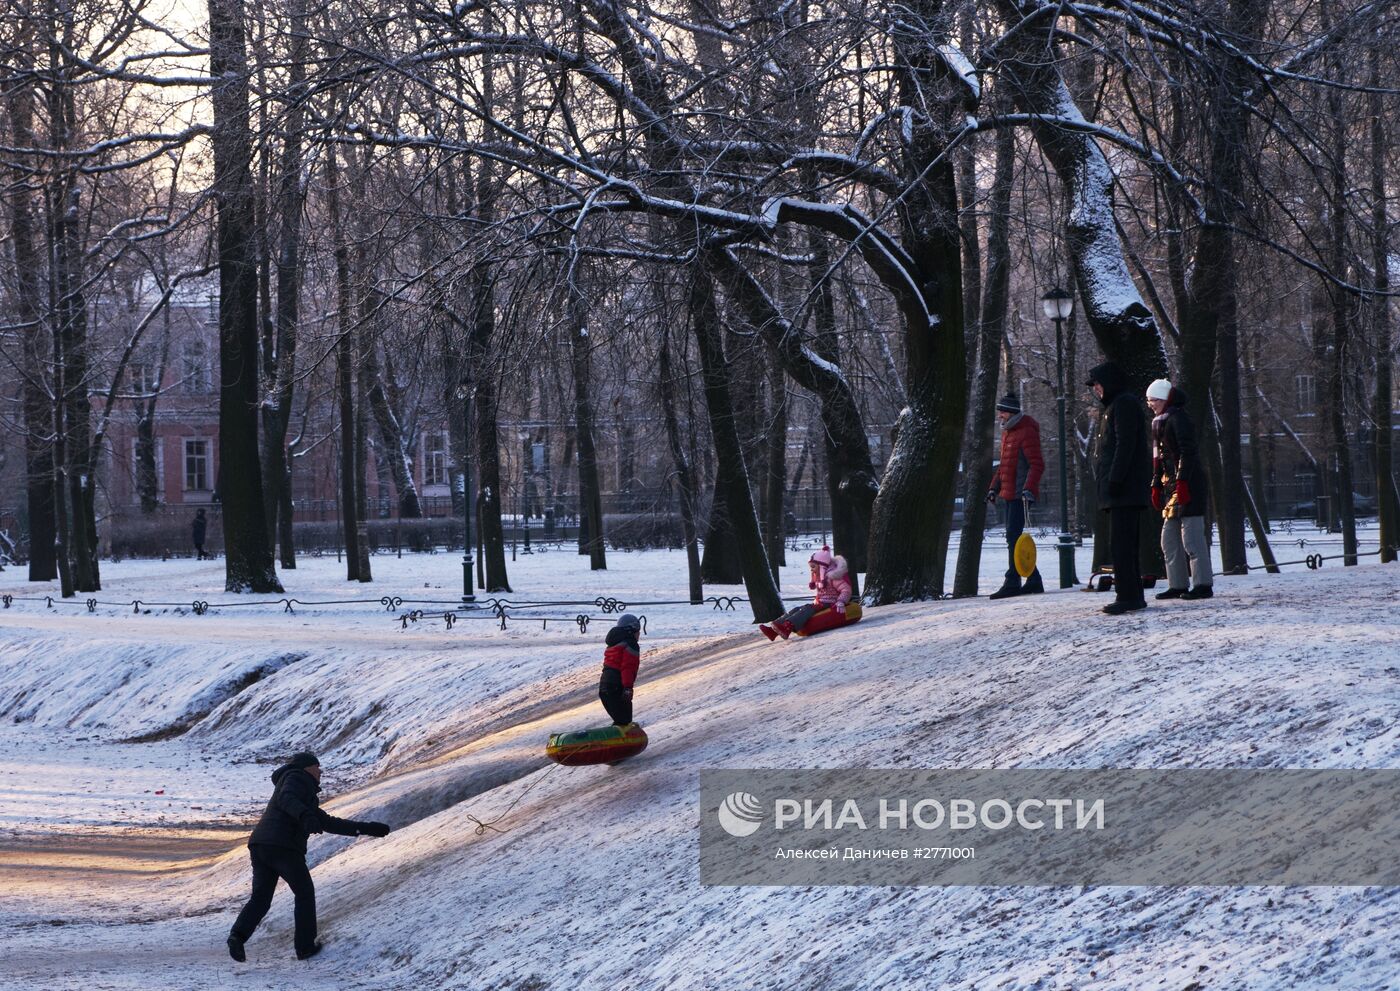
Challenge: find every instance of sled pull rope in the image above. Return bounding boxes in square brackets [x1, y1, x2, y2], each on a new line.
[464, 761, 569, 836]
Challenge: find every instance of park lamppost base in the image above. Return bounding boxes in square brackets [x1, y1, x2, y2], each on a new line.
[462, 554, 476, 604]
[1057, 533, 1080, 588]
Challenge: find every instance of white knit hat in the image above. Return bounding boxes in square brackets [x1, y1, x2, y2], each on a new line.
[1145, 378, 1173, 402]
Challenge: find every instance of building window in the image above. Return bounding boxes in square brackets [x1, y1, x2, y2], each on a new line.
[425, 432, 448, 486]
[185, 439, 210, 491]
[128, 361, 158, 395]
[183, 340, 212, 394]
[1295, 375, 1316, 410]
[131, 437, 165, 505]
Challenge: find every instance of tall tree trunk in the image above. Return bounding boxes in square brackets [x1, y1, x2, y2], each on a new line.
[762, 354, 787, 581]
[4, 61, 58, 581]
[1325, 53, 1358, 565]
[864, 10, 969, 603]
[660, 312, 704, 603]
[954, 121, 1014, 597]
[208, 0, 282, 592]
[262, 3, 307, 570]
[687, 266, 783, 619]
[46, 59, 99, 592]
[365, 345, 423, 519]
[326, 150, 360, 581]
[1370, 45, 1397, 563]
[567, 282, 607, 571]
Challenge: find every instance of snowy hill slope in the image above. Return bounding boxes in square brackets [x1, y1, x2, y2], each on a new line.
[1, 555, 1398, 990]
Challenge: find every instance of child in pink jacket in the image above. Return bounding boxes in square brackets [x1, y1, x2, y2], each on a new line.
[760, 546, 853, 640]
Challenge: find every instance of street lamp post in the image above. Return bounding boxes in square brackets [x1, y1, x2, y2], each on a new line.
[1042, 287, 1080, 589]
[456, 376, 476, 604]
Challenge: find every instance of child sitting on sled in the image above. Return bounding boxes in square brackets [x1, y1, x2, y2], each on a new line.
[760, 547, 855, 640]
[599, 613, 642, 727]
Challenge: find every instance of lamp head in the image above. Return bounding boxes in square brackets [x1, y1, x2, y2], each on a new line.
[1041, 287, 1074, 321]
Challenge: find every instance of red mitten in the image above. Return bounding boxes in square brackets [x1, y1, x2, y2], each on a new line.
[1175, 479, 1191, 506]
[1151, 486, 1164, 511]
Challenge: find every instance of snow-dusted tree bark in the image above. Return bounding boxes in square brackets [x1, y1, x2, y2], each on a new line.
[567, 283, 607, 572]
[954, 121, 1015, 598]
[659, 313, 703, 604]
[326, 149, 362, 582]
[864, 6, 970, 604]
[365, 339, 423, 520]
[1369, 44, 1397, 563]
[208, 0, 281, 592]
[3, 54, 57, 582]
[261, 0, 308, 570]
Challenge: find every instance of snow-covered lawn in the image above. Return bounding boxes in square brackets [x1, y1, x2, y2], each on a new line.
[0, 535, 1396, 990]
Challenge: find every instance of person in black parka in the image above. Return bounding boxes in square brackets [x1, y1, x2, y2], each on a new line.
[227, 752, 391, 963]
[1086, 361, 1152, 614]
[192, 508, 209, 560]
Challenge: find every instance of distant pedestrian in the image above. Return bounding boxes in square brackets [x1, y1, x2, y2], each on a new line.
[985, 393, 1046, 599]
[192, 509, 209, 560]
[599, 614, 643, 727]
[227, 753, 390, 963]
[1146, 379, 1214, 600]
[1087, 362, 1152, 615]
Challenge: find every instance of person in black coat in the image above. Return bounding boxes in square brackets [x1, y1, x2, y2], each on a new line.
[228, 752, 391, 962]
[1087, 361, 1152, 614]
[192, 509, 209, 560]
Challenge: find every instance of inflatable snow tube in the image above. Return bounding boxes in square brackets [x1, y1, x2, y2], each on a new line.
[546, 723, 649, 766]
[795, 602, 863, 637]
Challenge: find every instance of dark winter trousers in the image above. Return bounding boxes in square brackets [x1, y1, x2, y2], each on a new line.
[231, 844, 318, 954]
[778, 603, 819, 631]
[1108, 507, 1145, 606]
[599, 665, 633, 726]
[1002, 498, 1042, 583]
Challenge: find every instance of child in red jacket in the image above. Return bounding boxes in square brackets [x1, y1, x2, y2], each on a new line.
[599, 613, 642, 726]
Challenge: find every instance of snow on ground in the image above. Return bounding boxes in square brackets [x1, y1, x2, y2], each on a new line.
[0, 529, 1397, 990]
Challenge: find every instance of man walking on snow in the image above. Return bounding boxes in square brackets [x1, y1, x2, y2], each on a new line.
[227, 752, 391, 963]
[985, 393, 1046, 599]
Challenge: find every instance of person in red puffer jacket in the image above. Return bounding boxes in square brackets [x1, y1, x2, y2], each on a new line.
[760, 547, 853, 640]
[985, 393, 1046, 599]
[599, 613, 642, 726]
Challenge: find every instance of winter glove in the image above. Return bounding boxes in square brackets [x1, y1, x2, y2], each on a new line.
[624, 688, 634, 700]
[1175, 479, 1191, 506]
[358, 821, 391, 838]
[1151, 485, 1164, 511]
[1021, 490, 1035, 505]
[985, 489, 998, 505]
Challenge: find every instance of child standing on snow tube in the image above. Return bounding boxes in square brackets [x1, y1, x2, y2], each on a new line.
[599, 613, 642, 727]
[760, 547, 854, 640]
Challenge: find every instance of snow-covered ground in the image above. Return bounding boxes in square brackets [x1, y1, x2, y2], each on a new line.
[0, 531, 1396, 990]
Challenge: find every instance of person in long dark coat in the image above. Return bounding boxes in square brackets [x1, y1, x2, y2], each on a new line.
[192, 508, 208, 560]
[227, 752, 391, 962]
[1086, 362, 1152, 614]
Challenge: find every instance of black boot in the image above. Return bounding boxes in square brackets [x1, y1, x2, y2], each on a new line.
[227, 935, 246, 963]
[989, 571, 1023, 600]
[1102, 599, 1147, 615]
[296, 941, 323, 961]
[1021, 570, 1044, 595]
[1155, 587, 1187, 600]
[1182, 585, 1214, 600]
